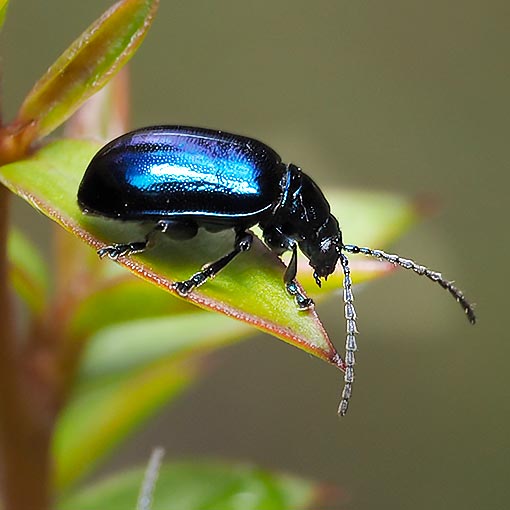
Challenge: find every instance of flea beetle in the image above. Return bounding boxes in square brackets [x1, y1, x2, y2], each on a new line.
[78, 126, 476, 416]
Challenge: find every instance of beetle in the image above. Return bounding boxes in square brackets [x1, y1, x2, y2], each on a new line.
[78, 125, 476, 416]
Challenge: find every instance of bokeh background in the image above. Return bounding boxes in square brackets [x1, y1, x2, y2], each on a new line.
[3, 1, 507, 509]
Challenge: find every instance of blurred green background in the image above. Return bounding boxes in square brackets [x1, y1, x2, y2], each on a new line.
[3, 1, 507, 509]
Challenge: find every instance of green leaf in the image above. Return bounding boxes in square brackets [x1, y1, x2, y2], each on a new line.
[58, 460, 318, 510]
[0, 0, 9, 31]
[79, 306, 251, 379]
[54, 311, 252, 490]
[8, 227, 49, 313]
[54, 354, 196, 491]
[0, 139, 343, 366]
[0, 140, 421, 365]
[68, 276, 199, 339]
[64, 67, 131, 141]
[16, 0, 159, 140]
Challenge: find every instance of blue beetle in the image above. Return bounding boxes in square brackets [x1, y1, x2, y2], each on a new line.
[78, 125, 476, 416]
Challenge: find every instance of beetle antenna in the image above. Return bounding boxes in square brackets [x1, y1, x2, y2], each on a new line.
[338, 252, 358, 417]
[342, 244, 476, 324]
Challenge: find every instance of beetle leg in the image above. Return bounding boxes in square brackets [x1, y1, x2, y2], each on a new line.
[284, 244, 314, 310]
[173, 230, 253, 296]
[97, 220, 173, 259]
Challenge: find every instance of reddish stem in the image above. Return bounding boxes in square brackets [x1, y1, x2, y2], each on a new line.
[0, 186, 52, 510]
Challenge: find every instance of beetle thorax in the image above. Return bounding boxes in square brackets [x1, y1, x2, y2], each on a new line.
[261, 164, 342, 283]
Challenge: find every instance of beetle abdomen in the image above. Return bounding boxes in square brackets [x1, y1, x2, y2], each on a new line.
[78, 126, 286, 221]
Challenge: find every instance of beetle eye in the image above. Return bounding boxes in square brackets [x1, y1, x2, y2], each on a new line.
[320, 237, 333, 252]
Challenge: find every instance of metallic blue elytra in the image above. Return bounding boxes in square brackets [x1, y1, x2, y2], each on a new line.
[78, 125, 476, 417]
[78, 126, 285, 222]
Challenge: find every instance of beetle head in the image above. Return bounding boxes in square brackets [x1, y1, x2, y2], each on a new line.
[299, 215, 342, 286]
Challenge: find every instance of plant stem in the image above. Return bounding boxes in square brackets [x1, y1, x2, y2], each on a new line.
[0, 186, 51, 510]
